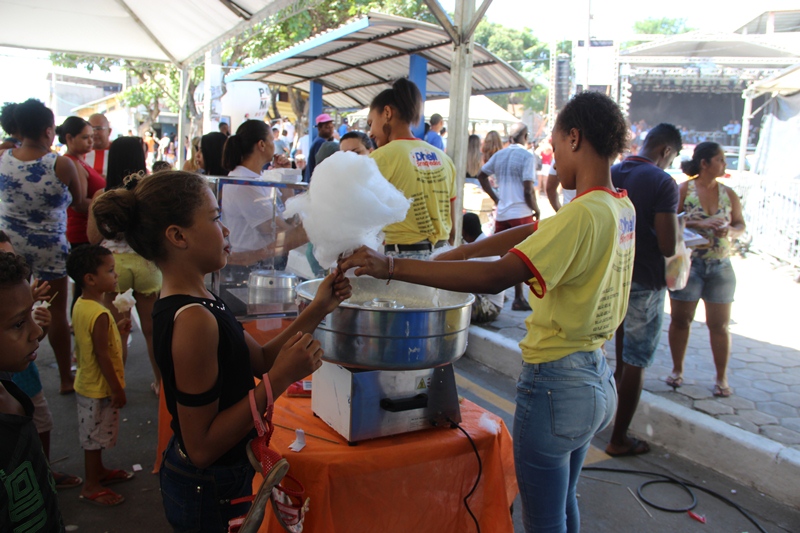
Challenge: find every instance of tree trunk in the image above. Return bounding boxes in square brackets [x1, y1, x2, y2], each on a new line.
[288, 87, 308, 138]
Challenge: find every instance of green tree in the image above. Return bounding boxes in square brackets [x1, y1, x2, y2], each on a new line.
[633, 17, 694, 35]
[473, 20, 549, 113]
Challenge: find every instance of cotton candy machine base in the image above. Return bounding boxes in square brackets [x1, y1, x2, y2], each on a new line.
[311, 362, 461, 444]
[298, 277, 471, 442]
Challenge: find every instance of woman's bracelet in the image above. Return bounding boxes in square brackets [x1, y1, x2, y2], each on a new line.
[386, 255, 394, 285]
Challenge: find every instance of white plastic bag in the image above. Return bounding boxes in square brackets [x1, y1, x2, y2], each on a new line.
[666, 240, 692, 291]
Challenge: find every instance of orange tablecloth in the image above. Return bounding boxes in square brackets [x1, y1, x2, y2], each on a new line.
[256, 396, 518, 533]
[155, 319, 518, 532]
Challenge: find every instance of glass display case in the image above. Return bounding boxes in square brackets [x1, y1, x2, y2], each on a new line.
[205, 173, 311, 320]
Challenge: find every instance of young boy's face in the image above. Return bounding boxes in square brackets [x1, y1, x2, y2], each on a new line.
[0, 280, 43, 373]
[85, 254, 118, 293]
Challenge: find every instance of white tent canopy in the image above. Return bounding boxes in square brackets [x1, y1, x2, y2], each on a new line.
[748, 63, 800, 97]
[349, 95, 520, 125]
[0, 0, 294, 66]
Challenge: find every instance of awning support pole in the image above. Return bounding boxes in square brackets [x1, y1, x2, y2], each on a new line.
[738, 90, 753, 174]
[409, 55, 429, 139]
[445, 0, 477, 246]
[309, 80, 323, 145]
[177, 66, 189, 168]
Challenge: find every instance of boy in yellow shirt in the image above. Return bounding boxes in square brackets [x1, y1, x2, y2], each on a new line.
[66, 245, 133, 507]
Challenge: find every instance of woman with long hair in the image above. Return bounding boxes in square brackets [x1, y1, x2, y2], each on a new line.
[667, 142, 745, 397]
[0, 99, 89, 393]
[88, 136, 163, 394]
[367, 78, 456, 258]
[482, 130, 503, 164]
[465, 134, 482, 185]
[182, 136, 201, 172]
[197, 132, 227, 176]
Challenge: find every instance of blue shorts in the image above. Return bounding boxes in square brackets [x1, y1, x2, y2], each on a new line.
[670, 257, 736, 304]
[621, 283, 666, 368]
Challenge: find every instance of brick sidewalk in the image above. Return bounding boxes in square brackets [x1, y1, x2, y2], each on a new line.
[477, 252, 800, 450]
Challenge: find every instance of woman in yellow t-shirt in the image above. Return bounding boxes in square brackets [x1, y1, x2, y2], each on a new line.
[367, 78, 456, 259]
[341, 92, 634, 533]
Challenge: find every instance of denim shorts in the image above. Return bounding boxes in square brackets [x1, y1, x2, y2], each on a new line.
[670, 257, 736, 304]
[621, 282, 666, 368]
[159, 438, 255, 532]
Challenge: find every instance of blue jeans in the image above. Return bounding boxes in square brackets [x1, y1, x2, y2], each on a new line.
[513, 350, 617, 533]
[160, 438, 255, 532]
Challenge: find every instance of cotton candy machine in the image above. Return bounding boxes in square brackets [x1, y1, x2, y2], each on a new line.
[297, 277, 474, 443]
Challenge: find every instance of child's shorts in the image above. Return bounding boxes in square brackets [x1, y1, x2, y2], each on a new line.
[76, 393, 119, 451]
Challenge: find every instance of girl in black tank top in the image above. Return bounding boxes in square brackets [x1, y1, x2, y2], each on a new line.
[91, 170, 351, 532]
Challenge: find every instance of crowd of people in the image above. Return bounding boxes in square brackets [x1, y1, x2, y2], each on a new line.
[0, 82, 746, 532]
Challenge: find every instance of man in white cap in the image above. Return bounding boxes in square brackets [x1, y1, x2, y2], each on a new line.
[303, 113, 335, 182]
[84, 113, 112, 177]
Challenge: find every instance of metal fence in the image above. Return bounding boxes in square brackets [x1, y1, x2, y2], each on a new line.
[732, 175, 800, 266]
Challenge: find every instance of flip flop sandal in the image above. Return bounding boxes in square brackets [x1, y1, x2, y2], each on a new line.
[53, 471, 83, 489]
[606, 437, 651, 457]
[271, 475, 310, 532]
[100, 469, 135, 485]
[713, 384, 733, 397]
[79, 488, 125, 507]
[228, 460, 290, 533]
[665, 374, 684, 388]
[229, 374, 305, 533]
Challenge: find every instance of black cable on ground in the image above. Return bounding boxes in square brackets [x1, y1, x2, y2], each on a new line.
[582, 466, 768, 533]
[448, 417, 482, 533]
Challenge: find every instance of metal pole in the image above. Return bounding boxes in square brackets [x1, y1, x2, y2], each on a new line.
[738, 90, 753, 174]
[584, 0, 591, 92]
[309, 80, 323, 145]
[446, 0, 476, 246]
[177, 66, 189, 168]
[408, 55, 429, 139]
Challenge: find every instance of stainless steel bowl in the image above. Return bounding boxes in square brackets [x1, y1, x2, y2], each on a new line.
[296, 277, 474, 370]
[248, 270, 297, 304]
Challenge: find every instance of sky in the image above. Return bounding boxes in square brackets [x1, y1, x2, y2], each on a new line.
[1, 1, 797, 106]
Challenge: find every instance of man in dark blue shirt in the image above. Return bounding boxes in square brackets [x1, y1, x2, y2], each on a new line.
[606, 123, 682, 457]
[303, 113, 335, 182]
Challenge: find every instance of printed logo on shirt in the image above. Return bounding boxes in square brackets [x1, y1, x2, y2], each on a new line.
[1, 461, 48, 530]
[409, 149, 443, 169]
[618, 207, 636, 250]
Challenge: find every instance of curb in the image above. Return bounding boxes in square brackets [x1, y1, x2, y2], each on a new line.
[465, 325, 800, 509]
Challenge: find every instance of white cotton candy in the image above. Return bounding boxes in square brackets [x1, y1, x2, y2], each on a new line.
[112, 288, 136, 313]
[283, 151, 411, 267]
[479, 412, 500, 434]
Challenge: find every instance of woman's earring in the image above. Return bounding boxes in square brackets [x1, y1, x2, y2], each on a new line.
[571, 143, 576, 151]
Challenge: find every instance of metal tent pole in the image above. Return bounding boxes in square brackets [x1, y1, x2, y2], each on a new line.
[177, 66, 189, 168]
[738, 89, 754, 174]
[426, 0, 489, 245]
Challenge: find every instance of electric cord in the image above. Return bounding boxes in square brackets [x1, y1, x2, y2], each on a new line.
[447, 416, 482, 533]
[582, 466, 768, 533]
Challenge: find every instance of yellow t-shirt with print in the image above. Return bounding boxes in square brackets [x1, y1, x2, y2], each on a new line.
[511, 188, 636, 364]
[72, 297, 125, 398]
[370, 139, 456, 245]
